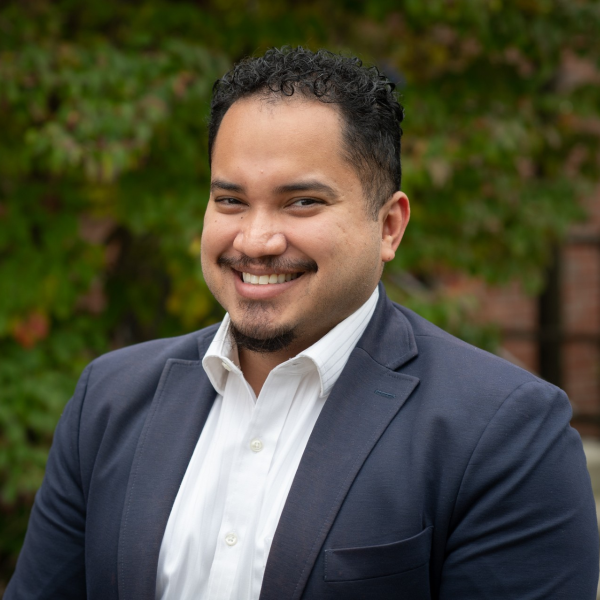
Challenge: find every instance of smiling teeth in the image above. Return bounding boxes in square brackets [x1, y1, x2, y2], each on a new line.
[242, 272, 299, 285]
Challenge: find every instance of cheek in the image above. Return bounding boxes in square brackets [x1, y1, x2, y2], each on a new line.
[319, 220, 359, 259]
[296, 217, 346, 252]
[288, 219, 367, 278]
[201, 216, 237, 256]
[200, 224, 227, 285]
[329, 221, 382, 274]
[286, 227, 338, 275]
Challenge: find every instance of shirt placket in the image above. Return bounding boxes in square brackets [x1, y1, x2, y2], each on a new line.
[206, 366, 303, 599]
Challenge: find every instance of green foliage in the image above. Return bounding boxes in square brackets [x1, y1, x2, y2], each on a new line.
[0, 4, 229, 579]
[1, 0, 599, 586]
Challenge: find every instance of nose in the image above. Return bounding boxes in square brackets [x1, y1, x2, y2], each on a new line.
[232, 213, 287, 258]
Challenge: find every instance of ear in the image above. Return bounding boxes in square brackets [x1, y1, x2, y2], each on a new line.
[379, 191, 410, 263]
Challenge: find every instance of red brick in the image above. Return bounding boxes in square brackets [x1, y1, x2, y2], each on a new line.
[569, 183, 600, 236]
[478, 282, 537, 331]
[562, 245, 600, 334]
[563, 341, 600, 415]
[498, 339, 538, 374]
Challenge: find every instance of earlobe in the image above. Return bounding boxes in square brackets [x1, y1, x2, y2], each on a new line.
[380, 191, 410, 263]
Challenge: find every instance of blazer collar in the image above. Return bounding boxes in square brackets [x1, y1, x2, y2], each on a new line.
[355, 281, 418, 370]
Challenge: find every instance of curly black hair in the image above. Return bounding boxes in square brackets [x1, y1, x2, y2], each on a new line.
[209, 46, 404, 219]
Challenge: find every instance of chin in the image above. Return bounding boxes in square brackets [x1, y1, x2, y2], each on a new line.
[229, 319, 297, 354]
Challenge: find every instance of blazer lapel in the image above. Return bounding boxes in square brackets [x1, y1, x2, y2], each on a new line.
[260, 286, 420, 600]
[118, 334, 217, 599]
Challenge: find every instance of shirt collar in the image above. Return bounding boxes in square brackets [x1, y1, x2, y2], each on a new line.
[202, 313, 241, 395]
[202, 286, 379, 398]
[298, 286, 379, 396]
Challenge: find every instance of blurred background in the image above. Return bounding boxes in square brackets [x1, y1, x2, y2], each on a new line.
[1, 0, 599, 591]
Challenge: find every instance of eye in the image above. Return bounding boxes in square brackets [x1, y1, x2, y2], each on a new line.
[290, 197, 324, 207]
[215, 197, 245, 206]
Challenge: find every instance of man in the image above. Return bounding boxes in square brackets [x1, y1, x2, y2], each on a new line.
[6, 47, 599, 599]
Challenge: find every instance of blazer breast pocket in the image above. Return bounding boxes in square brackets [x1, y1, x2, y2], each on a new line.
[322, 526, 433, 600]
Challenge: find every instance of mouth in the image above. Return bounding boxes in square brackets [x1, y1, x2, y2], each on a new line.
[240, 271, 303, 285]
[229, 266, 308, 301]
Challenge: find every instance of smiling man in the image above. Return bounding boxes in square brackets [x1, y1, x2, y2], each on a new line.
[6, 47, 599, 600]
[202, 94, 407, 396]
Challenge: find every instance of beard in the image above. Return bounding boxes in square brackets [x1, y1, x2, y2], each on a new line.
[229, 318, 296, 353]
[229, 296, 298, 353]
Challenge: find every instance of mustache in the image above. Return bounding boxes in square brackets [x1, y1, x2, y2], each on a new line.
[217, 254, 318, 273]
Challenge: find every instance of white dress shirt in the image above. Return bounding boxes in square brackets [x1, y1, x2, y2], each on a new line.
[155, 286, 379, 600]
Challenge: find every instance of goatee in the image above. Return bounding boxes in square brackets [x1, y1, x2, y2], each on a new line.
[229, 321, 296, 354]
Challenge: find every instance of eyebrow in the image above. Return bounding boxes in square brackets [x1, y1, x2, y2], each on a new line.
[210, 179, 245, 193]
[210, 178, 339, 198]
[273, 180, 338, 198]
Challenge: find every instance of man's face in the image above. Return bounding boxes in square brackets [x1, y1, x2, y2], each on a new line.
[201, 96, 407, 354]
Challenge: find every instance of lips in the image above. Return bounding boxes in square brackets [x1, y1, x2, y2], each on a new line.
[231, 267, 304, 300]
[218, 255, 316, 299]
[242, 272, 301, 285]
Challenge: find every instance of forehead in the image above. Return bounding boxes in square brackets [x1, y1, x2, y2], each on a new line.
[211, 96, 351, 178]
[218, 93, 344, 137]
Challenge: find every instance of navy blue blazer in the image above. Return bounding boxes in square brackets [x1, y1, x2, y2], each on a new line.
[6, 285, 599, 599]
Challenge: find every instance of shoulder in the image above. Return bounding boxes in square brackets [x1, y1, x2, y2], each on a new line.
[396, 302, 543, 389]
[391, 303, 569, 432]
[87, 322, 220, 382]
[74, 322, 220, 426]
[69, 323, 221, 485]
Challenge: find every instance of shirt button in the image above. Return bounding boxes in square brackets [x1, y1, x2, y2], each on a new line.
[221, 361, 231, 372]
[250, 439, 264, 453]
[225, 532, 237, 546]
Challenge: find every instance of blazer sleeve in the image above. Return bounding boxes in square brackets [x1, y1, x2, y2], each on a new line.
[4, 363, 92, 600]
[439, 380, 599, 599]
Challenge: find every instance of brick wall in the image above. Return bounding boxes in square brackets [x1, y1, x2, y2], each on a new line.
[456, 184, 600, 437]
